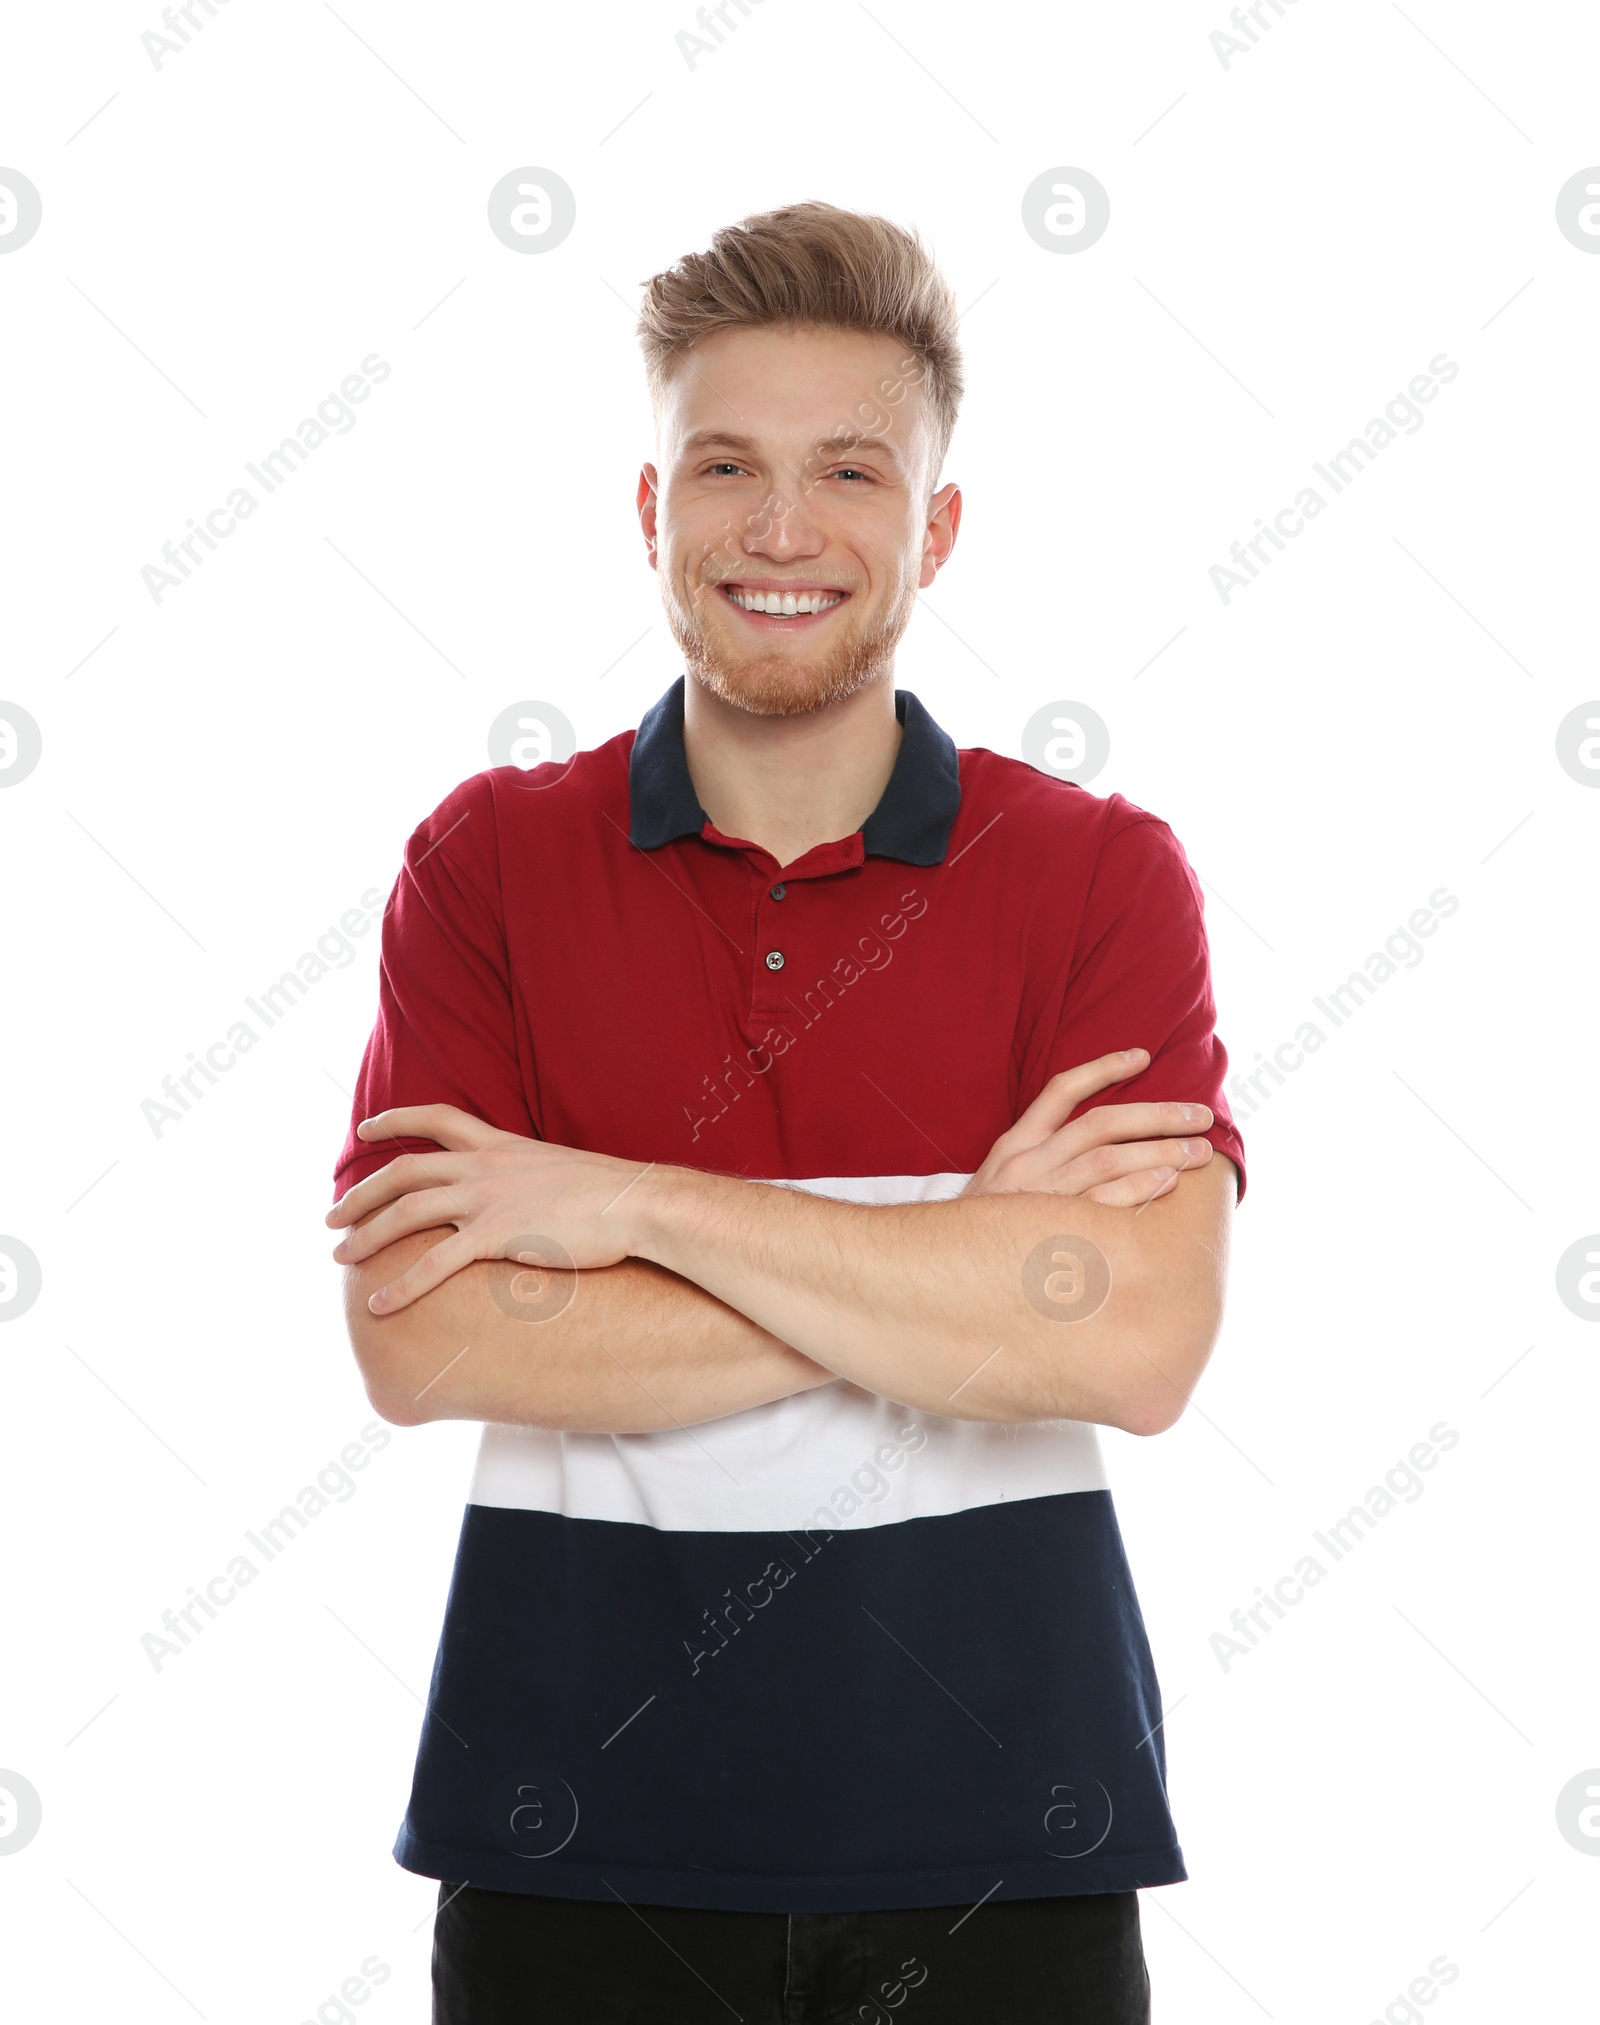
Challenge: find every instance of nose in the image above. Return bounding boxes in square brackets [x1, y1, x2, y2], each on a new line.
[742, 480, 826, 563]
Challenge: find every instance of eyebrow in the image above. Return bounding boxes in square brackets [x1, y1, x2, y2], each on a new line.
[676, 427, 908, 474]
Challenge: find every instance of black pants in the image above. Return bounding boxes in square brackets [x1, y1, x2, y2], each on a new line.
[432, 1880, 1151, 2023]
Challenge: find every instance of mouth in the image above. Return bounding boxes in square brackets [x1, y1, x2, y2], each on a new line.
[714, 581, 851, 628]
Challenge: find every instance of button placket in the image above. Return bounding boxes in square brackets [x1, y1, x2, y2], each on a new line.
[753, 866, 802, 1017]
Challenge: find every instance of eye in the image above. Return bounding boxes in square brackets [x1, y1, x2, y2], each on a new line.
[832, 467, 872, 483]
[705, 461, 749, 477]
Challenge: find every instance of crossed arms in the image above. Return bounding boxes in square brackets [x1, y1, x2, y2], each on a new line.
[331, 1049, 1237, 1439]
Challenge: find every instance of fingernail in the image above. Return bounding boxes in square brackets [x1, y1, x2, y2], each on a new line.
[1123, 1048, 1145, 1061]
[1180, 1104, 1206, 1122]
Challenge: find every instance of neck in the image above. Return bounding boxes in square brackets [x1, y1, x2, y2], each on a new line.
[682, 674, 902, 869]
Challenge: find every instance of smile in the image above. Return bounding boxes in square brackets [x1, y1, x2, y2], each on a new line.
[719, 584, 847, 620]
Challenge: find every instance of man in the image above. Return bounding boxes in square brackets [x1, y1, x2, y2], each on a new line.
[328, 201, 1245, 2024]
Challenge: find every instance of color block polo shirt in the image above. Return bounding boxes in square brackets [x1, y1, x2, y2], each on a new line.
[333, 675, 1247, 1914]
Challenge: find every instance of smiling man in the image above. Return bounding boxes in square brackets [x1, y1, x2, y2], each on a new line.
[329, 202, 1245, 2025]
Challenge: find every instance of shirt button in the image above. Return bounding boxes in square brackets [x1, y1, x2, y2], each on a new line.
[770, 882, 787, 901]
[764, 950, 785, 971]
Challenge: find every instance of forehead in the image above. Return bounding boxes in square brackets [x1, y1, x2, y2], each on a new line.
[657, 324, 932, 470]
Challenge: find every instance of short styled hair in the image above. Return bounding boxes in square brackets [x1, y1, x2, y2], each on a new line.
[637, 200, 964, 485]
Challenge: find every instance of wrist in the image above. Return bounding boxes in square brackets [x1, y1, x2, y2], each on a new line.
[623, 1161, 720, 1270]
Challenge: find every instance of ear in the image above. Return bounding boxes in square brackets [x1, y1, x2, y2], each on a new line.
[637, 465, 660, 570]
[919, 482, 962, 589]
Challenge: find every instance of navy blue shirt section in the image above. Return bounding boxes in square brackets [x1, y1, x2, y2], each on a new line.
[395, 1493, 1183, 1912]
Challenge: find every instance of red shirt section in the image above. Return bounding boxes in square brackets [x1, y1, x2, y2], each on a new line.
[333, 689, 1245, 1207]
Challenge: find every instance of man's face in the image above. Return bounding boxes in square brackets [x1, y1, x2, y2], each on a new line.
[638, 325, 960, 716]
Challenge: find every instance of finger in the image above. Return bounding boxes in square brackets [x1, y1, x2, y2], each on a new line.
[1084, 1167, 1181, 1209]
[356, 1104, 508, 1155]
[332, 1189, 468, 1264]
[1028, 1135, 1212, 1197]
[367, 1226, 484, 1315]
[1045, 1099, 1214, 1161]
[1079, 1135, 1213, 1187]
[1004, 1050, 1152, 1150]
[326, 1153, 470, 1228]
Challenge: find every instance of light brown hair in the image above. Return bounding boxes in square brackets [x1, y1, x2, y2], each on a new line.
[637, 200, 964, 487]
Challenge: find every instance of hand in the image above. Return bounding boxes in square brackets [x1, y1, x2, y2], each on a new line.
[963, 1048, 1214, 1208]
[324, 1104, 653, 1314]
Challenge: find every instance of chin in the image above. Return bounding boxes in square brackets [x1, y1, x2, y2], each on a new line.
[668, 585, 918, 719]
[689, 653, 881, 718]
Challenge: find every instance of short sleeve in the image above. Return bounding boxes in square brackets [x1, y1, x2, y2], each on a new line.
[331, 774, 536, 1204]
[1043, 803, 1247, 1202]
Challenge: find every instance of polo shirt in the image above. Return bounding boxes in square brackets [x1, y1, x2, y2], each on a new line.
[332, 674, 1247, 1914]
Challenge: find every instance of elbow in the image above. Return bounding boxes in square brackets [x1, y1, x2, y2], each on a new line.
[1110, 1193, 1232, 1436]
[343, 1270, 434, 1428]
[349, 1323, 432, 1428]
[1116, 1314, 1223, 1438]
[1118, 1388, 1185, 1439]
[361, 1363, 430, 1429]
[339, 1224, 478, 1426]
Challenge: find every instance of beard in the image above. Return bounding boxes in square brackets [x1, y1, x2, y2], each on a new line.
[663, 565, 920, 718]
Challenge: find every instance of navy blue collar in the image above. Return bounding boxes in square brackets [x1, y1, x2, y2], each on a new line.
[628, 676, 961, 866]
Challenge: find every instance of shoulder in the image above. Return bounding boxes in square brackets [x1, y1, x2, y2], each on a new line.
[953, 745, 1190, 882]
[402, 725, 637, 892]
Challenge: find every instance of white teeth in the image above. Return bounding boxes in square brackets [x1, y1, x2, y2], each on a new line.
[725, 587, 842, 615]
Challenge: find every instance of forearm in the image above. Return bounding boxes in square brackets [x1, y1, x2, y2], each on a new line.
[345, 1224, 836, 1431]
[630, 1170, 1228, 1433]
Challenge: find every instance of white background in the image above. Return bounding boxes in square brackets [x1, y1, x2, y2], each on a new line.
[2, 0, 1597, 2018]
